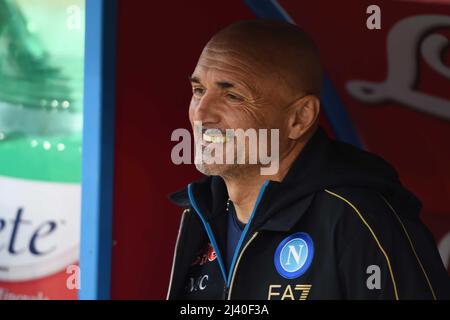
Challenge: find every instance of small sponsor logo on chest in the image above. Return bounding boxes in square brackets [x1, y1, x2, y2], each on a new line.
[191, 242, 217, 266]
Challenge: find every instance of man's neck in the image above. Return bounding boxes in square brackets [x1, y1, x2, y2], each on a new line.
[223, 142, 305, 224]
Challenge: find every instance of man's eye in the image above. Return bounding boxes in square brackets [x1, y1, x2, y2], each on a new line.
[192, 87, 205, 97]
[225, 93, 242, 101]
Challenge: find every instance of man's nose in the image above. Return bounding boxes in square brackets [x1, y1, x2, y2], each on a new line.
[192, 93, 221, 124]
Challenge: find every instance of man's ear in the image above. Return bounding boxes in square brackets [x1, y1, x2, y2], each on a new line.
[287, 95, 320, 140]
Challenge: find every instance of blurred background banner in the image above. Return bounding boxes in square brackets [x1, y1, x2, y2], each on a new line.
[0, 0, 84, 299]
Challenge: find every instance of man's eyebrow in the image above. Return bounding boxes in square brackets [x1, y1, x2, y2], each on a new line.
[189, 76, 238, 89]
[189, 76, 201, 84]
[215, 81, 235, 89]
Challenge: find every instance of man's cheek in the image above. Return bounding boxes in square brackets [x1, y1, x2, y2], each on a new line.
[188, 105, 195, 121]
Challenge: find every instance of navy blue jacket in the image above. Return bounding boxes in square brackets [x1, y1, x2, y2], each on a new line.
[167, 127, 450, 300]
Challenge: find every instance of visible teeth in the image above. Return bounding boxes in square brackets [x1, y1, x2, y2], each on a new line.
[203, 133, 227, 143]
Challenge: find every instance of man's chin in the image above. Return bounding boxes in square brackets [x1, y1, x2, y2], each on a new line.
[196, 162, 243, 176]
[195, 163, 223, 176]
[195, 163, 256, 178]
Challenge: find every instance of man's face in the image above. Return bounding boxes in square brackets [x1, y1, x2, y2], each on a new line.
[189, 43, 289, 177]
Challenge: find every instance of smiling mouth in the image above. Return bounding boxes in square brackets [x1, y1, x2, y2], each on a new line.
[202, 129, 233, 144]
[203, 133, 228, 143]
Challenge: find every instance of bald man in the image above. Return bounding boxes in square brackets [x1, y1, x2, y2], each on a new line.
[167, 20, 450, 300]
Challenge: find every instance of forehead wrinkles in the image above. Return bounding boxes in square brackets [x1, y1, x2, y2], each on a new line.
[198, 47, 267, 86]
[195, 62, 257, 94]
[203, 45, 281, 78]
[202, 46, 269, 72]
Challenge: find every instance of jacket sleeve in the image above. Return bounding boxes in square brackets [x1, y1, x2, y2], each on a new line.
[328, 188, 450, 300]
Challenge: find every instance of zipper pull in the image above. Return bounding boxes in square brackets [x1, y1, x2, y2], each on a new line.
[223, 285, 229, 300]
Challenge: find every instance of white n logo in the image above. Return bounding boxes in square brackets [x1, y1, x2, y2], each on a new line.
[285, 244, 304, 266]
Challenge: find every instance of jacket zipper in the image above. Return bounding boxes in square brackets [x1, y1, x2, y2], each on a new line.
[227, 232, 259, 300]
[166, 208, 189, 300]
[188, 181, 269, 299]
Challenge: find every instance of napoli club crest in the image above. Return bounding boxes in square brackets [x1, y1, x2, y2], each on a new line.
[274, 232, 314, 279]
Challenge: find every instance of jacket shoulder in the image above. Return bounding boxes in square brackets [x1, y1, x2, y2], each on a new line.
[314, 187, 449, 299]
[314, 186, 396, 229]
[312, 186, 403, 263]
